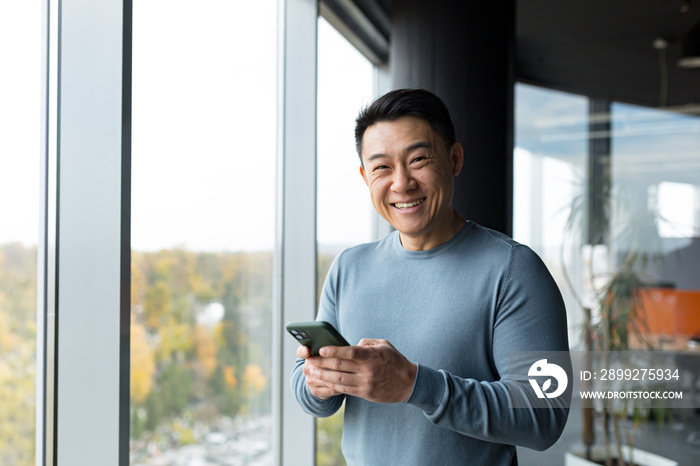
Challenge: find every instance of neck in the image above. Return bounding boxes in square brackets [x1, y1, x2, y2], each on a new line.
[399, 210, 465, 251]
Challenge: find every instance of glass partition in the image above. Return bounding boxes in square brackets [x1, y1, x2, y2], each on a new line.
[130, 1, 277, 464]
[513, 83, 589, 350]
[0, 2, 41, 465]
[514, 82, 700, 465]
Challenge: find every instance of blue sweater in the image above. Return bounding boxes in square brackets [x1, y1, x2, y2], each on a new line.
[292, 222, 571, 465]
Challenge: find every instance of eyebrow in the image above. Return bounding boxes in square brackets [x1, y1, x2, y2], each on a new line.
[365, 141, 433, 162]
[405, 141, 432, 152]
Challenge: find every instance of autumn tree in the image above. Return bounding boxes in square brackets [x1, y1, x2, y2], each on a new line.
[129, 248, 273, 443]
[0, 244, 37, 466]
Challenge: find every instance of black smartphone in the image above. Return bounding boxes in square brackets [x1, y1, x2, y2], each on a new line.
[286, 321, 350, 356]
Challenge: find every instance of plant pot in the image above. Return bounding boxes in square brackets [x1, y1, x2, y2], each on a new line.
[565, 445, 678, 466]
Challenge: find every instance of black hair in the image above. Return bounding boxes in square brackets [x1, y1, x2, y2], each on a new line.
[354, 88, 456, 161]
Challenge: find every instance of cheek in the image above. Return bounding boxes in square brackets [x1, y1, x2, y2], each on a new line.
[367, 178, 389, 199]
[421, 168, 452, 190]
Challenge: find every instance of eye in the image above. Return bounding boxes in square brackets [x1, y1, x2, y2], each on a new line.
[411, 154, 429, 165]
[373, 165, 389, 172]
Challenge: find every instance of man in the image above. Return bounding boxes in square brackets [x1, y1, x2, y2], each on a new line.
[291, 89, 570, 465]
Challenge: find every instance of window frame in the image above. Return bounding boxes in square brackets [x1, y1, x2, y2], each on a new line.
[40, 0, 128, 464]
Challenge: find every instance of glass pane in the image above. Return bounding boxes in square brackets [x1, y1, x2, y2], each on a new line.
[0, 2, 41, 465]
[130, 1, 277, 464]
[610, 102, 700, 332]
[315, 17, 375, 466]
[514, 82, 700, 465]
[513, 84, 591, 465]
[513, 83, 589, 346]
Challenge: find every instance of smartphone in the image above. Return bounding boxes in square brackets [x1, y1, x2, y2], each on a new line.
[286, 321, 350, 356]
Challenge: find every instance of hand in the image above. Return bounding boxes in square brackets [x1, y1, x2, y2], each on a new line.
[300, 339, 417, 403]
[297, 345, 344, 400]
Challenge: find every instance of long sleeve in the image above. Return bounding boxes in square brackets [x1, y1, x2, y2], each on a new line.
[405, 244, 572, 450]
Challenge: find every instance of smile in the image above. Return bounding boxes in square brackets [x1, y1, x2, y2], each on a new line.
[393, 198, 425, 209]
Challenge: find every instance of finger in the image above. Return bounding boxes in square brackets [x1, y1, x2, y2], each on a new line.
[306, 378, 343, 400]
[310, 365, 360, 388]
[303, 362, 350, 399]
[319, 345, 360, 359]
[311, 355, 358, 373]
[297, 345, 311, 359]
[357, 338, 381, 346]
[302, 357, 322, 375]
[320, 345, 368, 360]
[304, 358, 352, 381]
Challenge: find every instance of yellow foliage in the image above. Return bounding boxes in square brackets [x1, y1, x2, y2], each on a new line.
[131, 256, 146, 306]
[144, 280, 172, 330]
[213, 322, 226, 347]
[0, 319, 36, 466]
[156, 320, 193, 362]
[130, 317, 155, 404]
[192, 325, 218, 378]
[0, 307, 16, 353]
[174, 422, 196, 446]
[243, 364, 267, 395]
[223, 365, 237, 388]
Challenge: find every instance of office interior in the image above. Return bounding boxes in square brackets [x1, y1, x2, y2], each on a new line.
[2, 0, 700, 465]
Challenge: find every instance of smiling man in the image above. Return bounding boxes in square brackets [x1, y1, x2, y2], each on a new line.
[291, 89, 570, 465]
[360, 113, 464, 251]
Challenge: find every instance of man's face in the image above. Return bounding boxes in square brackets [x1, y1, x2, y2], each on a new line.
[360, 116, 463, 251]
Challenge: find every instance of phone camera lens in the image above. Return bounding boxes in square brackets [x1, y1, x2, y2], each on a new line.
[290, 330, 299, 335]
[295, 334, 304, 340]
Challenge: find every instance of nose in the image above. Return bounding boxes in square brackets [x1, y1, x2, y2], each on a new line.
[391, 164, 417, 192]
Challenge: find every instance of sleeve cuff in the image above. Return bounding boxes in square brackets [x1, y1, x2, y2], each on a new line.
[405, 363, 447, 416]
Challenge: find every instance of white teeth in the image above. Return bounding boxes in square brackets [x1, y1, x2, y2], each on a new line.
[394, 199, 424, 209]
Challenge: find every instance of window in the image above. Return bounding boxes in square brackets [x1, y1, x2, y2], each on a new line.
[0, 2, 41, 465]
[130, 1, 277, 464]
[315, 16, 375, 466]
[611, 102, 700, 246]
[35, 0, 357, 464]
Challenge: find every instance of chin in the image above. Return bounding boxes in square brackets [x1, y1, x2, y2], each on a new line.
[392, 221, 429, 236]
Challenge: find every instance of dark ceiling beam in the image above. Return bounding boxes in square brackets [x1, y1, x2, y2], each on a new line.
[320, 0, 390, 65]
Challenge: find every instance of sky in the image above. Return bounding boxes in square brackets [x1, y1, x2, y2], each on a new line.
[1, 1, 698, 253]
[0, 1, 374, 252]
[0, 1, 41, 246]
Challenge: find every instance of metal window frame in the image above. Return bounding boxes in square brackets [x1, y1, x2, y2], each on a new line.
[274, 0, 319, 464]
[39, 0, 130, 465]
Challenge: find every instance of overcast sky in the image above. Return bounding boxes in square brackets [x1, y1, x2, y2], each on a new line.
[0, 1, 41, 246]
[0, 1, 374, 252]
[2, 1, 698, 253]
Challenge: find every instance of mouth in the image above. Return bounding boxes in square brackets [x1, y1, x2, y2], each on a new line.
[392, 198, 426, 210]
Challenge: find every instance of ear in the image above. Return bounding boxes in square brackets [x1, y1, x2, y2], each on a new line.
[450, 142, 464, 176]
[360, 164, 369, 187]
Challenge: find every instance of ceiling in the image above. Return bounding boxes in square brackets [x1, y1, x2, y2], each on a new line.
[517, 0, 700, 108]
[331, 0, 700, 108]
